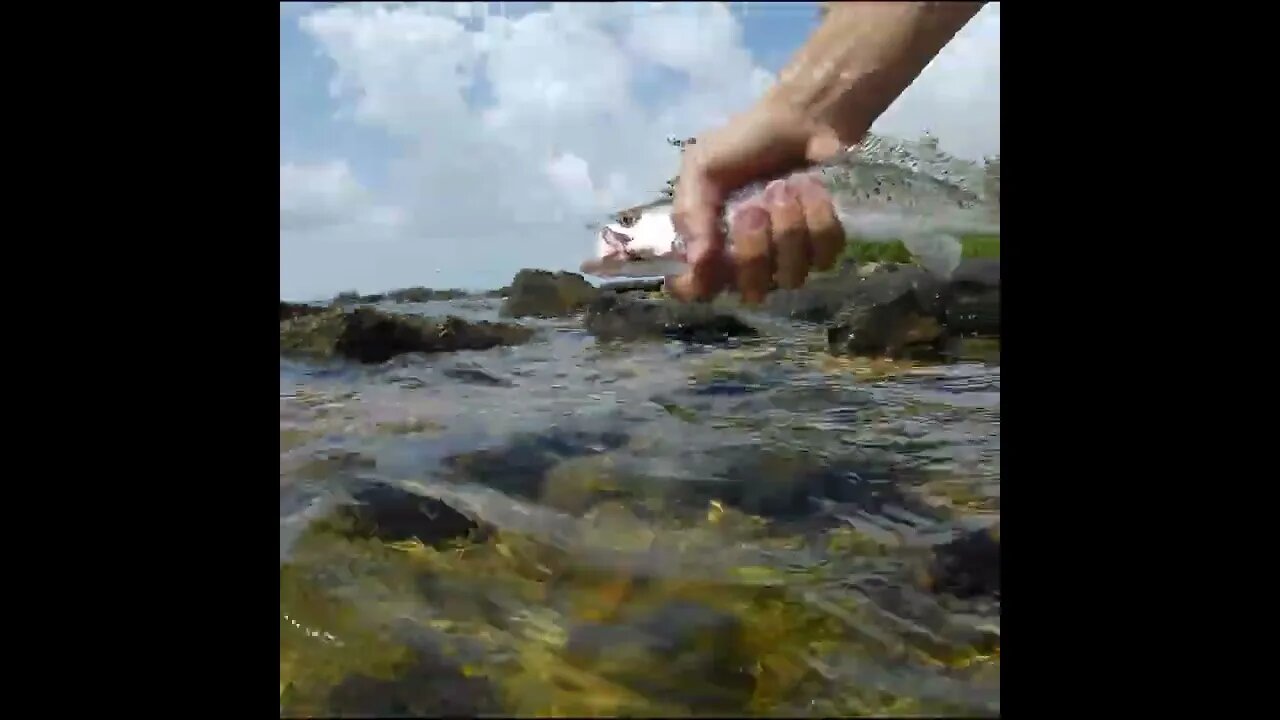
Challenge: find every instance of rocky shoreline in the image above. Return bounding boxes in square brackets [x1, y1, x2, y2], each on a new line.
[281, 259, 999, 364]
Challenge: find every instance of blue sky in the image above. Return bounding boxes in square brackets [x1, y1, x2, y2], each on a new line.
[280, 2, 1000, 300]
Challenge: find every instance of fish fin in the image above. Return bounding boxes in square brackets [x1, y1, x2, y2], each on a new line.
[902, 233, 963, 279]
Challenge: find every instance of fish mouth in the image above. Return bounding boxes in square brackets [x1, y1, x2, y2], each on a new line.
[601, 226, 632, 253]
[581, 226, 682, 277]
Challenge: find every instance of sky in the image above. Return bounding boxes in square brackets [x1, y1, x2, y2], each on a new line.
[280, 1, 1000, 300]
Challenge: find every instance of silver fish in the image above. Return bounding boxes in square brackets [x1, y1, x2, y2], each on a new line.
[580, 134, 1000, 281]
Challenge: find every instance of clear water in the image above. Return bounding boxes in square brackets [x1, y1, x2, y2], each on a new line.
[280, 297, 999, 716]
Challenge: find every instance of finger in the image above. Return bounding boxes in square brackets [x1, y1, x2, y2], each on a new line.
[728, 201, 773, 305]
[671, 173, 729, 301]
[764, 179, 811, 290]
[793, 173, 845, 271]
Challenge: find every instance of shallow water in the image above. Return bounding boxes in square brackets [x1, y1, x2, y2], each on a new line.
[280, 296, 1000, 717]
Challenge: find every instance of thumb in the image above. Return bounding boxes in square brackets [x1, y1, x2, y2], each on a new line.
[671, 177, 729, 301]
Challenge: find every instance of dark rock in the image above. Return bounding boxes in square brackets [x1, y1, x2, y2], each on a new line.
[763, 272, 862, 323]
[332, 290, 362, 305]
[325, 646, 500, 717]
[280, 306, 533, 363]
[925, 523, 1000, 599]
[826, 267, 951, 358]
[386, 286, 468, 303]
[585, 293, 757, 343]
[944, 258, 1000, 336]
[442, 426, 629, 500]
[280, 301, 325, 322]
[600, 278, 666, 294]
[950, 257, 1000, 290]
[499, 269, 600, 318]
[442, 363, 514, 387]
[565, 600, 754, 711]
[334, 482, 483, 547]
[360, 292, 386, 303]
[706, 447, 940, 523]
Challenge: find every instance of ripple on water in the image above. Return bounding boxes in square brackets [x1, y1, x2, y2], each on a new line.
[280, 299, 1000, 716]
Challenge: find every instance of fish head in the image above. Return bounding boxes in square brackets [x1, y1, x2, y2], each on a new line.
[579, 202, 689, 278]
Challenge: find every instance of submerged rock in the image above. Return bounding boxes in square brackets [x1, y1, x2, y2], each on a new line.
[585, 293, 757, 343]
[443, 426, 630, 501]
[825, 267, 951, 358]
[280, 306, 533, 363]
[325, 646, 500, 716]
[565, 600, 755, 711]
[499, 269, 600, 318]
[333, 482, 484, 547]
[924, 523, 1000, 599]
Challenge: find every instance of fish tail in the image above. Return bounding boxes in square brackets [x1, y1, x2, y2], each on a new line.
[901, 233, 964, 279]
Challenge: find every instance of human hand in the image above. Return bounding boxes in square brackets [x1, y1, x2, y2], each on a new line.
[669, 99, 853, 303]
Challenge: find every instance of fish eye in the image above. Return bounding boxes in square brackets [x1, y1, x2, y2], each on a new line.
[618, 213, 636, 228]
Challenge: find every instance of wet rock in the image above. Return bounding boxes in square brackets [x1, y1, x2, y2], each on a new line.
[386, 286, 468, 303]
[280, 306, 533, 363]
[565, 600, 754, 711]
[925, 523, 1000, 599]
[333, 482, 483, 547]
[280, 301, 325, 322]
[826, 267, 951, 358]
[326, 646, 500, 717]
[499, 269, 600, 318]
[585, 293, 757, 343]
[944, 258, 1000, 336]
[441, 363, 514, 387]
[600, 278, 666, 294]
[763, 272, 861, 323]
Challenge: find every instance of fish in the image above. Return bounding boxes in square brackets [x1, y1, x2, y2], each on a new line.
[580, 134, 1000, 282]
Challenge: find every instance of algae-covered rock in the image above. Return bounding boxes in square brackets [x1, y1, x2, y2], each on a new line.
[326, 645, 500, 716]
[280, 306, 533, 363]
[443, 426, 630, 501]
[281, 301, 326, 322]
[826, 267, 950, 358]
[500, 269, 600, 318]
[564, 600, 755, 712]
[585, 293, 757, 343]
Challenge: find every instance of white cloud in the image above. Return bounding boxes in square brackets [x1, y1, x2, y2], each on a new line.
[280, 160, 405, 238]
[873, 3, 1000, 161]
[280, 1, 999, 299]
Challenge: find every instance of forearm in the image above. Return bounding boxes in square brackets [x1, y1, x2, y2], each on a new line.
[765, 1, 985, 144]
